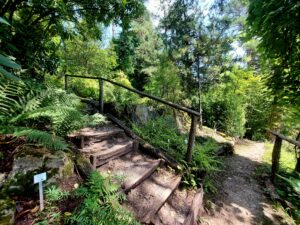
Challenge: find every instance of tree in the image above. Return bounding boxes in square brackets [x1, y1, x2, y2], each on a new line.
[114, 11, 162, 90]
[247, 0, 300, 106]
[0, 0, 144, 79]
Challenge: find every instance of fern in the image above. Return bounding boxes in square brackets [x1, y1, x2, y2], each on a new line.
[0, 126, 68, 151]
[69, 172, 139, 225]
[0, 78, 106, 151]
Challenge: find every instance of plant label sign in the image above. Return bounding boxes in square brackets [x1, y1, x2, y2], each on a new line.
[34, 172, 46, 184]
[33, 172, 47, 211]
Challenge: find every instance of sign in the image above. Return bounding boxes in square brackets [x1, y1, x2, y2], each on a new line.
[33, 172, 47, 211]
[34, 172, 47, 184]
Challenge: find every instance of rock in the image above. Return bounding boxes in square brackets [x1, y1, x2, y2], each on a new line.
[0, 198, 15, 225]
[132, 105, 158, 124]
[2, 145, 74, 196]
[45, 151, 74, 178]
[0, 173, 6, 188]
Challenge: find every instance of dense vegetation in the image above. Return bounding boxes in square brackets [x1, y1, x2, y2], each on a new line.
[0, 0, 299, 223]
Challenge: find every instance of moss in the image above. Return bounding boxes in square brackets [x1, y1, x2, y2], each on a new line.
[0, 198, 15, 225]
[15, 145, 51, 159]
[62, 158, 74, 178]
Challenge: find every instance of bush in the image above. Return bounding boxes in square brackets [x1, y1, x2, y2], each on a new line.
[69, 172, 139, 225]
[132, 116, 222, 188]
[202, 87, 246, 137]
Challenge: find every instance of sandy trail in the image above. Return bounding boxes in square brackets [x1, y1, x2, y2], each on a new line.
[202, 140, 293, 225]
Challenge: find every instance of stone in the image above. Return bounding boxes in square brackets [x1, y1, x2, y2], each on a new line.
[3, 145, 74, 196]
[0, 198, 15, 225]
[0, 173, 6, 188]
[45, 152, 74, 178]
[132, 105, 158, 124]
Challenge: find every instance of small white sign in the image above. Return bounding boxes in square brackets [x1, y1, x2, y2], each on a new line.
[34, 172, 47, 184]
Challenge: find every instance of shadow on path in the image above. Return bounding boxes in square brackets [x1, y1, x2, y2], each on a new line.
[202, 140, 293, 225]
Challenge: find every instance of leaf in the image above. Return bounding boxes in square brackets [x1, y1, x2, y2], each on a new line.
[0, 54, 21, 69]
[0, 17, 10, 26]
[0, 66, 20, 81]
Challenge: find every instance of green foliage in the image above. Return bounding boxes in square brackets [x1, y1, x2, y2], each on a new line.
[202, 86, 246, 137]
[45, 186, 70, 203]
[0, 0, 144, 79]
[247, 0, 300, 106]
[132, 116, 222, 188]
[69, 171, 139, 225]
[0, 16, 20, 80]
[114, 10, 161, 90]
[261, 142, 300, 223]
[145, 54, 183, 103]
[59, 37, 118, 78]
[0, 78, 106, 150]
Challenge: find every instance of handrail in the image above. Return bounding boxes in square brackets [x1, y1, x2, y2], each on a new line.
[268, 130, 300, 147]
[64, 74, 199, 162]
[269, 130, 300, 181]
[65, 74, 201, 117]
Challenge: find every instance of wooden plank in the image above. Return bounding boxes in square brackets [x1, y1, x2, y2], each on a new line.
[183, 188, 204, 225]
[271, 136, 282, 181]
[91, 141, 133, 160]
[123, 159, 162, 193]
[68, 126, 123, 138]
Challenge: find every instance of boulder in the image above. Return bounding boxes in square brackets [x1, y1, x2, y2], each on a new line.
[0, 198, 15, 225]
[132, 105, 158, 124]
[2, 145, 74, 196]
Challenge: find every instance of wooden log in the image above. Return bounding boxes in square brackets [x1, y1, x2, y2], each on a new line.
[271, 136, 282, 182]
[268, 130, 300, 147]
[183, 187, 204, 225]
[186, 115, 197, 163]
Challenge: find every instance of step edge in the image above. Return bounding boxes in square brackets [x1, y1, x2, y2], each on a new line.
[123, 159, 163, 193]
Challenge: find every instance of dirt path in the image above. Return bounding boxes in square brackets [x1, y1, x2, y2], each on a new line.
[202, 140, 293, 225]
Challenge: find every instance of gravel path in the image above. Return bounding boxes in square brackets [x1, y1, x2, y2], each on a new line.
[202, 140, 294, 225]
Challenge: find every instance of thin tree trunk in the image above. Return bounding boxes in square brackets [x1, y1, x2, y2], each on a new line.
[295, 132, 300, 173]
[197, 56, 203, 130]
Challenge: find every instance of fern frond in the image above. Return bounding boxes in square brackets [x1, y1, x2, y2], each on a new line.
[0, 126, 68, 151]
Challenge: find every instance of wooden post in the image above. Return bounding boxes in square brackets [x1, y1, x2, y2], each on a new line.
[64, 75, 68, 91]
[271, 135, 282, 182]
[99, 79, 104, 113]
[186, 115, 197, 163]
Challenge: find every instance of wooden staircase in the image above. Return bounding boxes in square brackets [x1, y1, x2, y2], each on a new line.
[69, 122, 202, 225]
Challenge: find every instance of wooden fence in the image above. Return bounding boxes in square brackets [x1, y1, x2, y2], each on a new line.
[269, 130, 300, 181]
[64, 74, 200, 162]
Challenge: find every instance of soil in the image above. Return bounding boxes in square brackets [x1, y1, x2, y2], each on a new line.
[153, 188, 196, 225]
[202, 140, 294, 225]
[124, 167, 181, 223]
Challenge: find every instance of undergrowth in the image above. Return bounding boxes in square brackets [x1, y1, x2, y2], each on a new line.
[132, 116, 222, 189]
[0, 78, 106, 151]
[35, 172, 139, 225]
[259, 142, 300, 223]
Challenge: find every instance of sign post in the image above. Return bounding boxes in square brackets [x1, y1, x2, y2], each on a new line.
[34, 172, 47, 211]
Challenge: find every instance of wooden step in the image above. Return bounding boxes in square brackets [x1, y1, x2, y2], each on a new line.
[68, 124, 124, 148]
[98, 151, 162, 193]
[151, 189, 197, 225]
[90, 140, 134, 168]
[124, 168, 181, 224]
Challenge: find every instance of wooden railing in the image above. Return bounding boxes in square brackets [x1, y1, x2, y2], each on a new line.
[64, 74, 200, 162]
[269, 130, 300, 181]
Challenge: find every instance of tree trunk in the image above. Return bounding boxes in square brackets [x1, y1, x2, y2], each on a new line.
[294, 131, 300, 173]
[295, 157, 300, 173]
